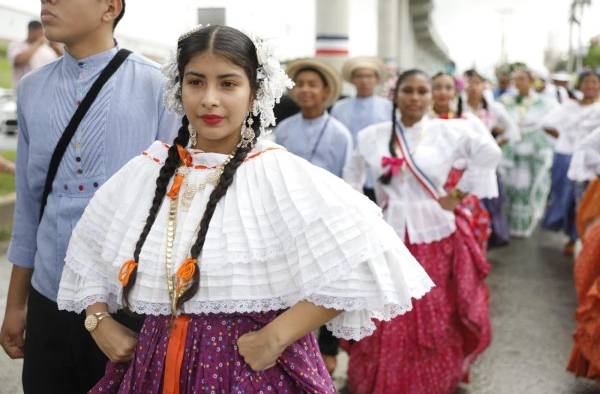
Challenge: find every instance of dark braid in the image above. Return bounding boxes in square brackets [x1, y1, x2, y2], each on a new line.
[481, 96, 488, 111]
[122, 116, 190, 307]
[177, 114, 261, 308]
[379, 69, 428, 185]
[456, 95, 463, 118]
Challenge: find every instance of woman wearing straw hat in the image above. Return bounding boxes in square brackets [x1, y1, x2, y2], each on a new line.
[332, 56, 392, 201]
[274, 58, 353, 177]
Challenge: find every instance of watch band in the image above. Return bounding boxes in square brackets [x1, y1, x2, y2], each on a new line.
[94, 311, 111, 321]
[84, 311, 112, 332]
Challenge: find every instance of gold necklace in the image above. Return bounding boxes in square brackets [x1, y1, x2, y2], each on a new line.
[164, 152, 235, 315]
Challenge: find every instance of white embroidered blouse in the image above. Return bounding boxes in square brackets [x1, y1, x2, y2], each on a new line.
[57, 139, 434, 340]
[343, 116, 502, 244]
[542, 100, 600, 155]
[568, 126, 600, 182]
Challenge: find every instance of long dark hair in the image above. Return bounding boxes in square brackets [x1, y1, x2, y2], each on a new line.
[379, 69, 429, 185]
[123, 25, 261, 309]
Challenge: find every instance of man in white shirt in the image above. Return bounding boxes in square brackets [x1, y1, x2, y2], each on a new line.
[8, 21, 63, 88]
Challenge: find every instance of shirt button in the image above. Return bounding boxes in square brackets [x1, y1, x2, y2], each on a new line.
[78, 185, 84, 191]
[63, 184, 68, 191]
[93, 182, 99, 188]
[77, 169, 83, 174]
[75, 157, 81, 162]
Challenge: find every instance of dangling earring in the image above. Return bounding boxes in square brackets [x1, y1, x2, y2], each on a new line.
[238, 115, 255, 148]
[188, 123, 197, 148]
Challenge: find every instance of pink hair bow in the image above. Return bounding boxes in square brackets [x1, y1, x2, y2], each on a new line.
[381, 156, 405, 177]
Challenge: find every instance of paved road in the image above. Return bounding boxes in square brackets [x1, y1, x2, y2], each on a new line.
[1, 229, 599, 393]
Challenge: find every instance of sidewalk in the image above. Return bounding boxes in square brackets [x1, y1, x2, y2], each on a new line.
[0, 252, 24, 394]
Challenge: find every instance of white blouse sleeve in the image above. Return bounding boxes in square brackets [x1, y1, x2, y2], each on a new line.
[493, 102, 520, 143]
[453, 118, 502, 198]
[343, 151, 368, 192]
[568, 127, 600, 181]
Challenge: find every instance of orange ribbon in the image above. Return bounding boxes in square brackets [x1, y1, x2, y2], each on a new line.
[166, 174, 184, 200]
[176, 144, 192, 167]
[176, 258, 196, 281]
[162, 315, 191, 394]
[118, 259, 138, 287]
[166, 145, 192, 200]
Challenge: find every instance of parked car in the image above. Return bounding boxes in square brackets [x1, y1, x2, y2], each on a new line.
[0, 89, 17, 135]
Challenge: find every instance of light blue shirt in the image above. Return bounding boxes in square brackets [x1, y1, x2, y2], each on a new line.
[331, 95, 392, 144]
[275, 112, 353, 177]
[8, 46, 178, 301]
[331, 95, 392, 188]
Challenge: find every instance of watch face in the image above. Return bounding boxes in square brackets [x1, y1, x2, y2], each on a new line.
[84, 315, 98, 332]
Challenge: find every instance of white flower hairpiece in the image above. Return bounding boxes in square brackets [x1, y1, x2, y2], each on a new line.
[162, 25, 294, 136]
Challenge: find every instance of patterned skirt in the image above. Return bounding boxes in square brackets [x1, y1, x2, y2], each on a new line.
[345, 212, 492, 394]
[90, 311, 335, 393]
[501, 129, 553, 237]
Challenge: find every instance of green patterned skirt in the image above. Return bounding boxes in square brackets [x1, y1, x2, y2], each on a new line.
[500, 130, 553, 237]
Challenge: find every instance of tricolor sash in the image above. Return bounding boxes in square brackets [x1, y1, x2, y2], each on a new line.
[393, 120, 445, 200]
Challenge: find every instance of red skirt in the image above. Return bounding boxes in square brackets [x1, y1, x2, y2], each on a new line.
[345, 212, 492, 394]
[567, 220, 600, 383]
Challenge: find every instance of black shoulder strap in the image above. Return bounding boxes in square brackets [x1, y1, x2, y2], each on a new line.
[38, 49, 132, 222]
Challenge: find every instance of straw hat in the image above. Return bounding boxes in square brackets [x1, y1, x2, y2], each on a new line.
[286, 58, 342, 108]
[341, 56, 386, 83]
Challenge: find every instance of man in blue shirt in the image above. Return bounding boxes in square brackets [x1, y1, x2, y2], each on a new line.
[275, 58, 352, 178]
[0, 1, 177, 392]
[332, 56, 392, 202]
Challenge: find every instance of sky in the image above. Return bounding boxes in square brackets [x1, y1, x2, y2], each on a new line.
[1, 0, 599, 74]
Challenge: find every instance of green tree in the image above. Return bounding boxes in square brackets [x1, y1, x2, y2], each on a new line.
[583, 37, 600, 70]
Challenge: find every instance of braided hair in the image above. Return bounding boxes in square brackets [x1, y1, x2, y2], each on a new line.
[123, 25, 262, 309]
[379, 69, 429, 185]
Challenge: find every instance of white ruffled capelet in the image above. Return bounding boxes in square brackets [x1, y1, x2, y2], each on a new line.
[57, 140, 434, 340]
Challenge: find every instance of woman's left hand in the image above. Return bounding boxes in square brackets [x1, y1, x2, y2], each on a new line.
[438, 189, 467, 212]
[238, 327, 286, 371]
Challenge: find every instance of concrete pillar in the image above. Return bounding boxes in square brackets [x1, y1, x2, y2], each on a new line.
[315, 0, 350, 69]
[397, 0, 415, 70]
[378, 0, 399, 67]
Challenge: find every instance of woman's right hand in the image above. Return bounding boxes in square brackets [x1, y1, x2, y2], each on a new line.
[90, 317, 138, 363]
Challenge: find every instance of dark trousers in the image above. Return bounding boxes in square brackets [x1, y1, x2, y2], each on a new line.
[22, 287, 142, 394]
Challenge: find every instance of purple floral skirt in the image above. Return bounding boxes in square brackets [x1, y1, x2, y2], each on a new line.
[90, 311, 335, 393]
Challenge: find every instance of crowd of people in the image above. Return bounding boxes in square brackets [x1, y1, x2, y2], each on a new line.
[0, 1, 599, 393]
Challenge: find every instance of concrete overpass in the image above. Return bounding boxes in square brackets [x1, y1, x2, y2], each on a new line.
[315, 0, 451, 74]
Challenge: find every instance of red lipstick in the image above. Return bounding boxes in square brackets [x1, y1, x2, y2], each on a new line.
[201, 115, 224, 125]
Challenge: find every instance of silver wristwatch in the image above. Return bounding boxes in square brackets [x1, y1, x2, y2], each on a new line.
[84, 312, 111, 332]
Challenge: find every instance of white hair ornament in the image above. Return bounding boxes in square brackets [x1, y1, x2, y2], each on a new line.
[162, 25, 294, 137]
